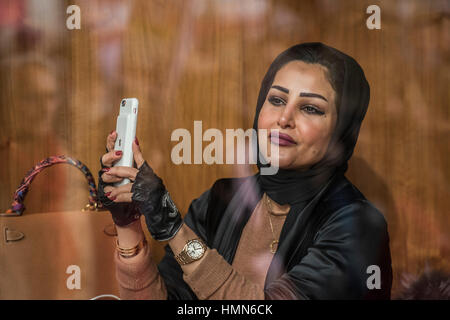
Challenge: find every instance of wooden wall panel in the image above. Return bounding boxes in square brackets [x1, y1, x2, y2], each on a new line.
[1, 0, 448, 298]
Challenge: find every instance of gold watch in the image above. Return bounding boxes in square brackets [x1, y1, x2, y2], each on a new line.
[175, 238, 207, 265]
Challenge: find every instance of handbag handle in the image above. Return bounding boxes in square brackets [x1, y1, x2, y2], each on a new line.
[1, 155, 101, 216]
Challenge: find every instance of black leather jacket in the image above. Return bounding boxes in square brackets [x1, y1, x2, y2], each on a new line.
[158, 173, 393, 300]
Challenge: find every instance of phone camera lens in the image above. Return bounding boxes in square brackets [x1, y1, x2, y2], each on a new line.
[121, 100, 126, 106]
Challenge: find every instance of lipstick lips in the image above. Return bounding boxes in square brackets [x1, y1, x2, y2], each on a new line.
[270, 132, 297, 146]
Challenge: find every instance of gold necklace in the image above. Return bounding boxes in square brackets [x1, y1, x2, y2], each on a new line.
[264, 193, 288, 254]
[265, 193, 290, 216]
[267, 213, 278, 254]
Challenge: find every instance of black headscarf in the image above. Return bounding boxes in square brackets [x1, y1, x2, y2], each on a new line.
[253, 42, 370, 208]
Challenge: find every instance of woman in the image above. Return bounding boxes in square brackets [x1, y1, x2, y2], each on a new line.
[98, 42, 392, 300]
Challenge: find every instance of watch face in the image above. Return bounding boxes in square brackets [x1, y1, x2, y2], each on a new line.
[186, 240, 205, 260]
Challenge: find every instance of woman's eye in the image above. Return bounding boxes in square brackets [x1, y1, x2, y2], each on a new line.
[268, 96, 285, 106]
[302, 105, 324, 115]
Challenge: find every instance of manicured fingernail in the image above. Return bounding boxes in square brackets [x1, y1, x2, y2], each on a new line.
[102, 167, 110, 172]
[105, 192, 111, 197]
[110, 130, 115, 135]
[115, 151, 122, 156]
[135, 137, 139, 146]
[109, 196, 117, 201]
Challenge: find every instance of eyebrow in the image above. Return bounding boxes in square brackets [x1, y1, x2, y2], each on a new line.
[271, 85, 328, 102]
[271, 85, 289, 94]
[300, 92, 328, 102]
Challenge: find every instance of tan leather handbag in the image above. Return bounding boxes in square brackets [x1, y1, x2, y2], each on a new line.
[0, 156, 120, 299]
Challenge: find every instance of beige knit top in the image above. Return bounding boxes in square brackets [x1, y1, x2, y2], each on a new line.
[114, 194, 290, 300]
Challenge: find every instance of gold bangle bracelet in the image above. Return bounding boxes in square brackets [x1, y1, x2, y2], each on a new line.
[116, 238, 147, 258]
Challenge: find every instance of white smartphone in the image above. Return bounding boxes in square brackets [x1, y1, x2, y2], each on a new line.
[113, 98, 139, 187]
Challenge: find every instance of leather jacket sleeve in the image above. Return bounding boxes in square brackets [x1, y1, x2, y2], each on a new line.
[265, 200, 392, 300]
[157, 188, 212, 300]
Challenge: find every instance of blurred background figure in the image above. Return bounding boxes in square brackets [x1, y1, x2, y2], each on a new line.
[0, 54, 70, 213]
[396, 265, 450, 300]
[0, 0, 84, 213]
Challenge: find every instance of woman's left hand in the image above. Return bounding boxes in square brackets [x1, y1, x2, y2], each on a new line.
[101, 137, 183, 241]
[131, 160, 184, 242]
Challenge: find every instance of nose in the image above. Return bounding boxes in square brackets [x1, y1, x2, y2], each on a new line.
[277, 104, 295, 129]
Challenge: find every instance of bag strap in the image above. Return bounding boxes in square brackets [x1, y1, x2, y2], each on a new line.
[1, 155, 99, 216]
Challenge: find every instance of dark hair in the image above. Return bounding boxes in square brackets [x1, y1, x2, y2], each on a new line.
[294, 46, 346, 114]
[256, 43, 346, 116]
[396, 269, 450, 300]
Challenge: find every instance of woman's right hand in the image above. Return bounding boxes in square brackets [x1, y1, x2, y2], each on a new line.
[98, 130, 183, 241]
[97, 131, 141, 227]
